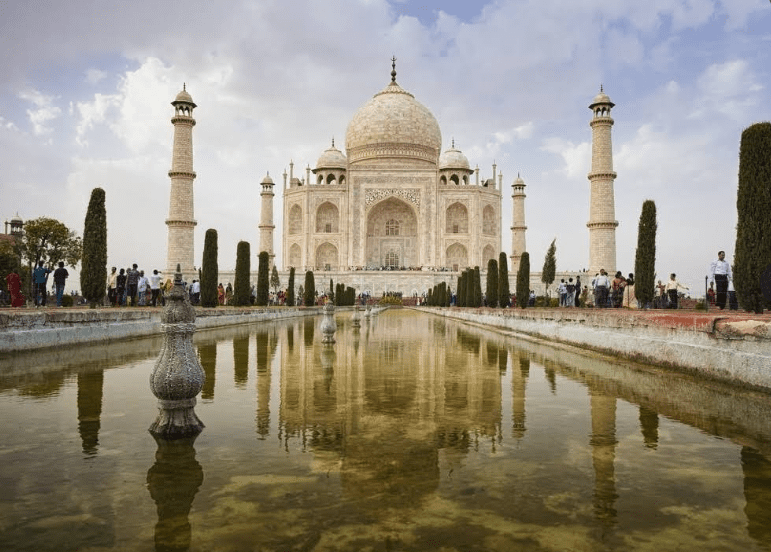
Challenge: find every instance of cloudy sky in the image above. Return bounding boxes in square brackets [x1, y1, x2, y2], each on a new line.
[1, 0, 769, 294]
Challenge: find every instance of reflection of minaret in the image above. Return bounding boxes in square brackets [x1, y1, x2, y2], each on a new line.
[742, 446, 771, 547]
[198, 342, 216, 401]
[511, 352, 529, 440]
[587, 86, 618, 274]
[147, 436, 203, 552]
[510, 174, 527, 270]
[258, 173, 275, 269]
[233, 335, 249, 388]
[165, 85, 198, 278]
[256, 330, 271, 439]
[77, 370, 104, 455]
[590, 392, 618, 529]
[638, 405, 658, 449]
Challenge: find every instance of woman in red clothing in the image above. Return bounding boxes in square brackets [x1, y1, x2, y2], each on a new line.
[6, 270, 25, 307]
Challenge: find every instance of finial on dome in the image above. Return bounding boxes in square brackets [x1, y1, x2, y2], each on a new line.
[452, 137, 455, 148]
[331, 137, 335, 148]
[600, 84, 603, 93]
[183, 82, 186, 91]
[391, 56, 397, 83]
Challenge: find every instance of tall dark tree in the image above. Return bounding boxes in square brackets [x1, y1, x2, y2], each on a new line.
[459, 269, 469, 307]
[200, 229, 218, 307]
[287, 267, 296, 306]
[80, 188, 107, 308]
[303, 270, 316, 306]
[233, 241, 251, 306]
[486, 258, 499, 308]
[634, 200, 657, 309]
[473, 266, 482, 307]
[734, 122, 771, 313]
[499, 252, 510, 308]
[516, 252, 530, 309]
[329, 278, 334, 304]
[256, 251, 269, 306]
[270, 266, 281, 295]
[541, 239, 556, 297]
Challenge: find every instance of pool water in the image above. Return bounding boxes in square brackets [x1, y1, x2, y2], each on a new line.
[1, 309, 771, 551]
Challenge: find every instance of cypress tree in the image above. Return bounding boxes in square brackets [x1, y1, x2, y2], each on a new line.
[287, 267, 295, 306]
[458, 270, 467, 307]
[80, 187, 107, 308]
[270, 265, 280, 294]
[256, 251, 269, 306]
[499, 252, 510, 308]
[734, 122, 771, 313]
[329, 278, 334, 304]
[233, 241, 251, 306]
[634, 200, 657, 309]
[541, 239, 556, 297]
[486, 258, 499, 308]
[303, 271, 316, 306]
[201, 229, 218, 307]
[516, 252, 530, 309]
[473, 266, 482, 307]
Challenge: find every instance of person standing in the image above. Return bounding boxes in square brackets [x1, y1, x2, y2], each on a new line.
[575, 276, 582, 307]
[709, 250, 733, 310]
[107, 267, 117, 306]
[53, 262, 69, 307]
[595, 269, 610, 308]
[665, 273, 688, 309]
[190, 279, 201, 305]
[6, 269, 25, 307]
[558, 279, 567, 307]
[126, 264, 139, 306]
[149, 269, 163, 307]
[137, 270, 149, 306]
[33, 261, 51, 307]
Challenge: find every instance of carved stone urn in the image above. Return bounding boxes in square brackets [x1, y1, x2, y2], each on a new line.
[149, 265, 205, 439]
[320, 301, 337, 344]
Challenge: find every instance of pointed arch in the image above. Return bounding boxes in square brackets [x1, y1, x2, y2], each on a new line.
[446, 202, 468, 234]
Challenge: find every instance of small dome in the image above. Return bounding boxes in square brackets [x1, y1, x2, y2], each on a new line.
[514, 174, 525, 186]
[10, 212, 22, 223]
[589, 87, 614, 108]
[172, 85, 196, 107]
[315, 141, 347, 170]
[438, 143, 470, 171]
[261, 174, 274, 185]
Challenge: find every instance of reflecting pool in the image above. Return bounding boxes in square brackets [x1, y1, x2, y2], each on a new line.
[2, 309, 771, 551]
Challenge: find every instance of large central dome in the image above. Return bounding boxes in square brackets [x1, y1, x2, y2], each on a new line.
[345, 78, 442, 166]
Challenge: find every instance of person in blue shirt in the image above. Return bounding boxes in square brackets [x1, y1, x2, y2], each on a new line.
[32, 261, 51, 307]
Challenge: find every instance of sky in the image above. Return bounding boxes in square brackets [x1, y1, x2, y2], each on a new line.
[1, 0, 769, 296]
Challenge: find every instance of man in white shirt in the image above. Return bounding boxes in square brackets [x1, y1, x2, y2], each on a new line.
[137, 271, 149, 306]
[149, 269, 163, 307]
[594, 269, 610, 308]
[709, 250, 733, 310]
[191, 279, 201, 305]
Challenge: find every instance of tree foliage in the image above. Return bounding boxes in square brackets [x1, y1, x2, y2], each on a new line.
[303, 270, 315, 306]
[634, 200, 657, 308]
[256, 251, 269, 306]
[516, 252, 530, 309]
[734, 122, 771, 313]
[287, 267, 295, 306]
[200, 229, 219, 308]
[15, 216, 82, 270]
[80, 188, 107, 307]
[486, 258, 499, 308]
[472, 266, 482, 307]
[0, 240, 22, 295]
[270, 265, 280, 294]
[498, 252, 510, 308]
[541, 239, 556, 296]
[233, 241, 251, 306]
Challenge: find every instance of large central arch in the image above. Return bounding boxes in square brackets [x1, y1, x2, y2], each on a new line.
[366, 197, 418, 268]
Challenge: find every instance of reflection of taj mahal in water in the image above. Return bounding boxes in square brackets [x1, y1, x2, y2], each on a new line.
[165, 60, 620, 294]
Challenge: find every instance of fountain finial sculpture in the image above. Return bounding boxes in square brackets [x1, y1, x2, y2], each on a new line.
[320, 301, 337, 344]
[149, 264, 205, 438]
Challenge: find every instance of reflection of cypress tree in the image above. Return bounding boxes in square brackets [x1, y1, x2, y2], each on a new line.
[286, 324, 294, 352]
[544, 366, 556, 394]
[77, 370, 104, 455]
[304, 318, 314, 347]
[147, 436, 203, 552]
[511, 353, 528, 439]
[498, 347, 507, 375]
[256, 330, 271, 439]
[486, 342, 498, 368]
[233, 335, 249, 387]
[638, 406, 659, 449]
[198, 343, 217, 400]
[742, 446, 771, 547]
[457, 328, 480, 355]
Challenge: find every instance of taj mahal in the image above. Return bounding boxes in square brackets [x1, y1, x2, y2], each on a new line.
[164, 60, 619, 297]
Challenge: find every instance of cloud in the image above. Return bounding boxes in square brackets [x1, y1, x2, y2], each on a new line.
[85, 69, 107, 85]
[691, 59, 763, 121]
[540, 138, 591, 180]
[18, 89, 62, 136]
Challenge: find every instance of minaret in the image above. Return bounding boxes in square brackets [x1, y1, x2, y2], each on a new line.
[587, 86, 618, 274]
[166, 84, 197, 278]
[259, 173, 275, 269]
[510, 174, 527, 268]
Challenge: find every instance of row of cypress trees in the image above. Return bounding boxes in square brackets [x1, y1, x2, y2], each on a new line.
[427, 281, 450, 306]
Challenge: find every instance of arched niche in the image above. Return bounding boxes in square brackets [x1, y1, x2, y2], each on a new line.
[366, 197, 418, 268]
[446, 243, 468, 271]
[288, 205, 302, 235]
[446, 202, 468, 234]
[483, 205, 496, 235]
[316, 202, 339, 233]
[315, 242, 339, 271]
[289, 243, 302, 268]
